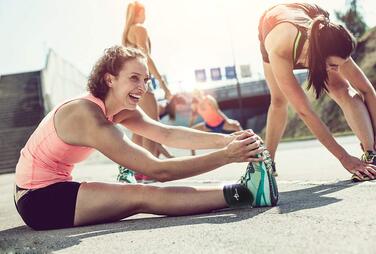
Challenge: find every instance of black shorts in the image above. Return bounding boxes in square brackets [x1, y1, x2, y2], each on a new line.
[14, 181, 81, 230]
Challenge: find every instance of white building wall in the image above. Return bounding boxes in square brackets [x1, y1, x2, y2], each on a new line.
[41, 49, 87, 113]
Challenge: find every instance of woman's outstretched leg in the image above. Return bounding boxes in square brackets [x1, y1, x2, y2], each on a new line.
[74, 182, 228, 226]
[327, 71, 375, 152]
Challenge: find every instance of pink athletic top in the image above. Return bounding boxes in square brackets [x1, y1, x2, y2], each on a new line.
[15, 93, 114, 189]
[196, 97, 223, 127]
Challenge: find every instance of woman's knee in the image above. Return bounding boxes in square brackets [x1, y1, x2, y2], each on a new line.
[270, 96, 288, 108]
[135, 185, 162, 211]
[329, 85, 361, 104]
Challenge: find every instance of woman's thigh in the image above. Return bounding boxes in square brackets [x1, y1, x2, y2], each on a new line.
[326, 71, 359, 101]
[74, 182, 147, 226]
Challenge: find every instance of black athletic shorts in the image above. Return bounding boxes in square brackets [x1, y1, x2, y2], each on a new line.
[14, 181, 81, 230]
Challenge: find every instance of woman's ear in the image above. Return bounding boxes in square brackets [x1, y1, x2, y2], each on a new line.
[104, 73, 113, 87]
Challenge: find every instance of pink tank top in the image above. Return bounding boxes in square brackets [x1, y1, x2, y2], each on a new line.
[197, 98, 224, 127]
[15, 93, 114, 189]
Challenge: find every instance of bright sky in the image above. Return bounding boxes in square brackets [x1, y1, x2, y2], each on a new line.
[1, 0, 376, 91]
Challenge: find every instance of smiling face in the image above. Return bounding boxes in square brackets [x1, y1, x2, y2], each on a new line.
[326, 56, 348, 72]
[107, 57, 149, 110]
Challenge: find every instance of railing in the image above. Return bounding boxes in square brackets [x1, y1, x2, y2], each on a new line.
[205, 71, 308, 102]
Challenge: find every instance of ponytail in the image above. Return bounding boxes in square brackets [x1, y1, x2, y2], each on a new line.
[307, 15, 356, 99]
[307, 16, 328, 98]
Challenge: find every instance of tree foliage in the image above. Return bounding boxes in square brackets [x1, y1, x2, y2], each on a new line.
[335, 0, 368, 38]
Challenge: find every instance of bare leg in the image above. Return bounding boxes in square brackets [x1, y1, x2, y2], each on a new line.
[327, 71, 375, 151]
[156, 143, 174, 158]
[74, 182, 227, 226]
[263, 63, 289, 160]
[190, 122, 210, 155]
[138, 91, 160, 157]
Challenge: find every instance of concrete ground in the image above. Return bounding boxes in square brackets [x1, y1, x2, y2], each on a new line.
[0, 135, 375, 254]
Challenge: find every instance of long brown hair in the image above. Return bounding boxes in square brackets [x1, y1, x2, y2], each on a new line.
[87, 45, 146, 100]
[122, 1, 145, 46]
[307, 16, 357, 98]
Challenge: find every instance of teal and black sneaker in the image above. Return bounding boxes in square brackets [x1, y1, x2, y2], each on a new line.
[117, 165, 137, 184]
[351, 150, 376, 182]
[240, 148, 279, 207]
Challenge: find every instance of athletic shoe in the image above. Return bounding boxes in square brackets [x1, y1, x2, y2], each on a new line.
[117, 166, 137, 184]
[361, 150, 376, 165]
[351, 150, 376, 182]
[239, 147, 279, 207]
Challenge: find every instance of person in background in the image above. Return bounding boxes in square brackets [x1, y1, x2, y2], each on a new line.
[258, 2, 376, 181]
[189, 89, 242, 155]
[118, 1, 185, 183]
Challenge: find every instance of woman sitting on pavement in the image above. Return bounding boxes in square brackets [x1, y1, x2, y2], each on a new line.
[14, 46, 278, 230]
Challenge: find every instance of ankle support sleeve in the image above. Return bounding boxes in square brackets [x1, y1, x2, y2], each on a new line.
[223, 184, 253, 208]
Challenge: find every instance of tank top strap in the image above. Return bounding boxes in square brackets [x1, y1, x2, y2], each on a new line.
[292, 27, 307, 67]
[82, 93, 113, 122]
[53, 93, 114, 123]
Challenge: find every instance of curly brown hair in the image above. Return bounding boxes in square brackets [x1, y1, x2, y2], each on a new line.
[87, 45, 147, 100]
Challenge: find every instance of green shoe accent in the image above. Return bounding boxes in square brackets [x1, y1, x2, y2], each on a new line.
[240, 147, 279, 207]
[117, 166, 137, 184]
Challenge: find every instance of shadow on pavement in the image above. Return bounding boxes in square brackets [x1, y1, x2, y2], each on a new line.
[0, 207, 268, 253]
[0, 180, 357, 253]
[278, 180, 355, 214]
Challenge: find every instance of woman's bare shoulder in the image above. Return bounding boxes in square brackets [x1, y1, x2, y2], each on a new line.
[56, 99, 107, 126]
[265, 23, 298, 58]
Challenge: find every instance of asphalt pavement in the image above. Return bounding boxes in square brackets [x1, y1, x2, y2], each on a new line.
[1, 135, 375, 254]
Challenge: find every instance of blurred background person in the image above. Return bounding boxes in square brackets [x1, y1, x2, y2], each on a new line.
[190, 89, 242, 155]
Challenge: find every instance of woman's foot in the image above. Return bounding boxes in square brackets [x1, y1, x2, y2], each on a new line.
[239, 148, 279, 207]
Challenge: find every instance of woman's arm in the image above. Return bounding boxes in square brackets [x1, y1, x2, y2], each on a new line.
[269, 52, 348, 159]
[56, 101, 262, 182]
[269, 54, 376, 178]
[114, 107, 243, 149]
[132, 25, 172, 99]
[264, 23, 376, 178]
[340, 58, 376, 143]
